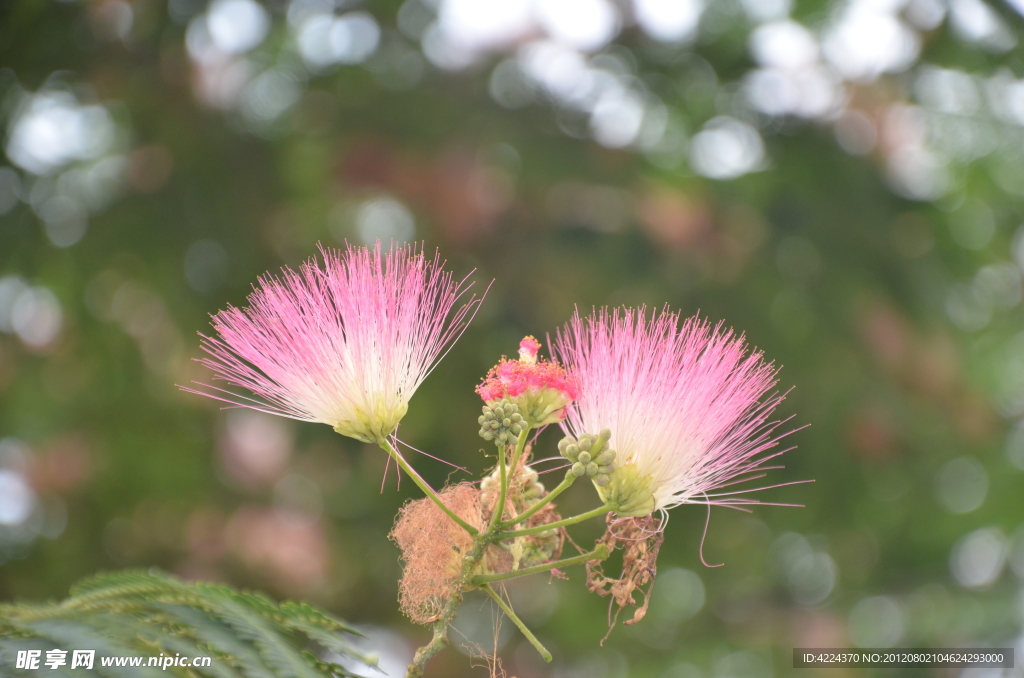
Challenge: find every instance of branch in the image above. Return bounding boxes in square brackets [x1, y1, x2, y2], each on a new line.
[480, 584, 552, 662]
[500, 503, 617, 540]
[500, 473, 575, 529]
[471, 544, 610, 585]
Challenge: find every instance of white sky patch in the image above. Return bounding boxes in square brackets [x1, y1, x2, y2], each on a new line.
[690, 117, 765, 179]
[948, 0, 1016, 51]
[6, 92, 115, 176]
[296, 12, 381, 70]
[633, 0, 703, 43]
[951, 527, 1008, 588]
[533, 0, 619, 52]
[436, 0, 533, 54]
[822, 4, 920, 81]
[207, 0, 270, 54]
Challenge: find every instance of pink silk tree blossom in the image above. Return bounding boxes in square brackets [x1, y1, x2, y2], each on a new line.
[553, 306, 800, 517]
[476, 336, 580, 427]
[183, 242, 484, 444]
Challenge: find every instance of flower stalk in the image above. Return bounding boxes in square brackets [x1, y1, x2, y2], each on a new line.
[501, 503, 618, 540]
[481, 583, 552, 662]
[472, 544, 609, 585]
[500, 472, 575, 529]
[379, 438, 478, 536]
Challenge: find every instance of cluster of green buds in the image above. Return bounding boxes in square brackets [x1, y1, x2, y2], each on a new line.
[478, 399, 525, 446]
[480, 464, 546, 503]
[514, 528, 562, 569]
[517, 465, 547, 502]
[558, 430, 617, 486]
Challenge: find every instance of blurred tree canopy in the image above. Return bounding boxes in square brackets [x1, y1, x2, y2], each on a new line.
[3, 0, 1024, 675]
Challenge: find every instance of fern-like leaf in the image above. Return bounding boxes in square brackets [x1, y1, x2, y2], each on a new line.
[0, 570, 376, 678]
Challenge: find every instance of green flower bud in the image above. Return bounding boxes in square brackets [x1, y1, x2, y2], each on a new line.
[594, 473, 611, 487]
[577, 451, 591, 465]
[558, 436, 575, 453]
[571, 462, 587, 477]
[524, 482, 545, 499]
[582, 430, 611, 457]
[578, 437, 593, 452]
[594, 450, 616, 466]
[585, 462, 599, 477]
[479, 399, 525, 446]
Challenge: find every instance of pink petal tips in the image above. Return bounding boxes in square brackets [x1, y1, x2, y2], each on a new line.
[553, 306, 798, 517]
[183, 242, 484, 444]
[477, 336, 579, 427]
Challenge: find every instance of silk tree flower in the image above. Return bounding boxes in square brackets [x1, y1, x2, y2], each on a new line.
[183, 242, 484, 444]
[553, 307, 797, 518]
[477, 336, 580, 427]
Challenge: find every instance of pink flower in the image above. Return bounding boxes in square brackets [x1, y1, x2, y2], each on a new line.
[553, 307, 797, 517]
[518, 336, 541, 362]
[183, 242, 484, 444]
[477, 336, 579, 427]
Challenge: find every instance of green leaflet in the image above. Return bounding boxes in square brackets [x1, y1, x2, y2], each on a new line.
[0, 570, 376, 678]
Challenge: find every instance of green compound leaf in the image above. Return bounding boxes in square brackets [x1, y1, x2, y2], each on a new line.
[0, 570, 377, 678]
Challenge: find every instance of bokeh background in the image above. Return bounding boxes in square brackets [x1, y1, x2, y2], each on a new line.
[3, 0, 1024, 675]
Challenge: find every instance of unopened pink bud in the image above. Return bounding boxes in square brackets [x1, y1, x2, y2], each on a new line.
[518, 336, 541, 363]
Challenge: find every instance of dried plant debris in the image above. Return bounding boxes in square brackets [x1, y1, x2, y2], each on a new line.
[585, 513, 664, 642]
[391, 484, 492, 624]
[392, 483, 522, 624]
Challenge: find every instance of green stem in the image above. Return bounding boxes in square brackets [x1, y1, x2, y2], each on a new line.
[500, 473, 575, 529]
[488, 427, 530, 531]
[379, 439, 478, 536]
[480, 583, 552, 663]
[488, 440, 507, 531]
[508, 427, 530, 476]
[501, 503, 616, 540]
[471, 544, 609, 585]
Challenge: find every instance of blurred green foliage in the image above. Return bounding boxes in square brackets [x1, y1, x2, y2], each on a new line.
[0, 570, 373, 677]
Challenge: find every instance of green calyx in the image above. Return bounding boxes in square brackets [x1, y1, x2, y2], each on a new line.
[478, 399, 525, 447]
[558, 429, 616, 486]
[596, 463, 656, 517]
[513, 388, 572, 428]
[333, 398, 408, 444]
